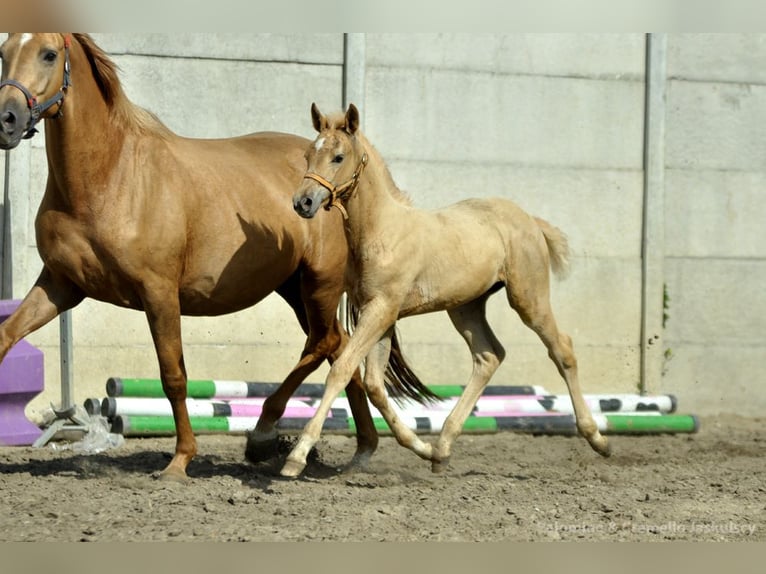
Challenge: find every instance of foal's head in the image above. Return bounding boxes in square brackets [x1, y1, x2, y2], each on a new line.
[0, 33, 71, 149]
[293, 102, 367, 219]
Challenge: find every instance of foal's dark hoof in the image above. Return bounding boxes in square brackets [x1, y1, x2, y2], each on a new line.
[244, 430, 280, 463]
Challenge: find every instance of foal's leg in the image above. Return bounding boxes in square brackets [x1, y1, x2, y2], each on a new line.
[431, 297, 505, 473]
[507, 286, 611, 457]
[360, 327, 434, 463]
[280, 301, 396, 478]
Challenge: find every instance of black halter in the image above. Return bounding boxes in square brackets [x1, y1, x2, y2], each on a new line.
[0, 34, 72, 139]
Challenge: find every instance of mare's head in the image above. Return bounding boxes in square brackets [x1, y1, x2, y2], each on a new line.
[293, 102, 368, 219]
[0, 33, 72, 149]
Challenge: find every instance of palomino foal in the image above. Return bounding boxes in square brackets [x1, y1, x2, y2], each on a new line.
[283, 103, 611, 477]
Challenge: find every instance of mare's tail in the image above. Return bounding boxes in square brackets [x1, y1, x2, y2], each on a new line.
[347, 301, 442, 405]
[534, 217, 571, 279]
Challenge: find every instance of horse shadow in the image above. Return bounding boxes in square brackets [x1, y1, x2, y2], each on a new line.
[0, 442, 341, 492]
[208, 213, 300, 309]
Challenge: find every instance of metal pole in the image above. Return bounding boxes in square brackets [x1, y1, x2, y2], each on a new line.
[640, 33, 667, 395]
[2, 150, 12, 299]
[59, 310, 74, 408]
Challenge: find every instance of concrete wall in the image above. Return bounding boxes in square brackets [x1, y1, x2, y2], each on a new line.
[661, 34, 766, 415]
[361, 33, 647, 403]
[0, 33, 763, 422]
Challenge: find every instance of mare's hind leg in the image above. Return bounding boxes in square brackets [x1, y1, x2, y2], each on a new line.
[246, 272, 377, 467]
[245, 340, 332, 462]
[281, 302, 406, 478]
[507, 284, 611, 457]
[432, 296, 505, 473]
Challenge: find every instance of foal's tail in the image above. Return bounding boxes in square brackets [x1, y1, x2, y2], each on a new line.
[534, 217, 571, 279]
[347, 302, 442, 405]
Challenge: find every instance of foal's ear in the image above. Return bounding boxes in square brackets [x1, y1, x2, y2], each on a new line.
[311, 102, 327, 132]
[345, 103, 360, 135]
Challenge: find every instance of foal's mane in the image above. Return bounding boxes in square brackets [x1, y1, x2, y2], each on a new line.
[72, 33, 172, 137]
[325, 111, 412, 206]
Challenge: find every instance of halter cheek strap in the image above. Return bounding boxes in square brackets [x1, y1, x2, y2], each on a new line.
[303, 153, 368, 220]
[0, 34, 72, 139]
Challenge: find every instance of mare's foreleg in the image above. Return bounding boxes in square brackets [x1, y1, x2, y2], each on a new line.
[432, 298, 505, 472]
[0, 268, 84, 361]
[141, 284, 196, 481]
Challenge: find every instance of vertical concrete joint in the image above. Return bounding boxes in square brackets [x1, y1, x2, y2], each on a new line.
[640, 33, 667, 394]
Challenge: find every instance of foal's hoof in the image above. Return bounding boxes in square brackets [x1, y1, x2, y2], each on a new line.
[244, 429, 279, 463]
[430, 456, 450, 474]
[280, 459, 306, 478]
[596, 439, 612, 458]
[590, 436, 612, 458]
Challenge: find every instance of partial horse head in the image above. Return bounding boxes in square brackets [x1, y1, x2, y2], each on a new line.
[293, 102, 368, 219]
[0, 33, 72, 149]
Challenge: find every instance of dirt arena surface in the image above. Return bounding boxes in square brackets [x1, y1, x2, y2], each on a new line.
[0, 414, 762, 542]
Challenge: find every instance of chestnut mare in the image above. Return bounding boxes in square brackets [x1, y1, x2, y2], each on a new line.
[284, 103, 612, 477]
[0, 33, 426, 481]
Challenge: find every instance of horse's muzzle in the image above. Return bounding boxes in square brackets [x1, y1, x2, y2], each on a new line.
[292, 189, 325, 219]
[0, 99, 30, 150]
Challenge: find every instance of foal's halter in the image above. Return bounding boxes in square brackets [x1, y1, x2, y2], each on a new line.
[0, 34, 72, 139]
[303, 152, 369, 219]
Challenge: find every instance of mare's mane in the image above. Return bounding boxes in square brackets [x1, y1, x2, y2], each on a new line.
[325, 111, 412, 207]
[72, 33, 172, 138]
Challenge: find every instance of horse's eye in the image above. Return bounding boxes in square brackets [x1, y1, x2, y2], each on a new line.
[42, 50, 57, 63]
[332, 154, 344, 164]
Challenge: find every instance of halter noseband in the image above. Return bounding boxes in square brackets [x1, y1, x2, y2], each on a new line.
[303, 153, 368, 220]
[0, 34, 72, 139]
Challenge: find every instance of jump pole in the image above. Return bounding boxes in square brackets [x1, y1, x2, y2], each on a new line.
[105, 377, 547, 400]
[327, 393, 678, 415]
[111, 412, 700, 437]
[96, 396, 321, 418]
[97, 389, 678, 418]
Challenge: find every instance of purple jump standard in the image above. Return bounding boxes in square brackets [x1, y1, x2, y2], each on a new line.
[0, 300, 44, 446]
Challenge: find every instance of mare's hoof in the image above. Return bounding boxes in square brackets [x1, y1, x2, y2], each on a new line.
[244, 429, 279, 463]
[157, 466, 190, 483]
[280, 459, 306, 478]
[341, 450, 374, 474]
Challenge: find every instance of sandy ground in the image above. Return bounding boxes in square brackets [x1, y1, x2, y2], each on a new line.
[0, 414, 762, 542]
